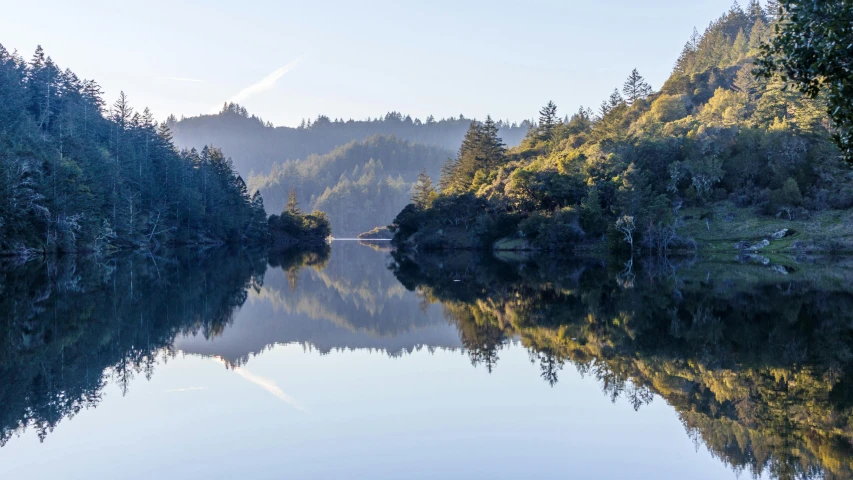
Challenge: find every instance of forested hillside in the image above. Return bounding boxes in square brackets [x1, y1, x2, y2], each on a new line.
[168, 105, 529, 176]
[392, 2, 853, 253]
[250, 135, 451, 236]
[0, 46, 267, 254]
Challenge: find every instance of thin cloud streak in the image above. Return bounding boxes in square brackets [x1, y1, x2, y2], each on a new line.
[214, 358, 307, 412]
[210, 56, 303, 113]
[156, 76, 205, 83]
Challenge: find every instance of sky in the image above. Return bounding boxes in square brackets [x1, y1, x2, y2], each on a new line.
[1, 0, 743, 127]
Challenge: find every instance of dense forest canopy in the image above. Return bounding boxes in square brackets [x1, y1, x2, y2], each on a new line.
[391, 1, 853, 253]
[0, 45, 268, 254]
[168, 104, 530, 176]
[250, 135, 452, 236]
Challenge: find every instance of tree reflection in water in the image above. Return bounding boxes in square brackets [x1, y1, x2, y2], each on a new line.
[4, 244, 853, 479]
[393, 251, 853, 480]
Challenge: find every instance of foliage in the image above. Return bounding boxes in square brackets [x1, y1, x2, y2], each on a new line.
[391, 3, 852, 253]
[250, 135, 449, 236]
[0, 45, 268, 253]
[268, 209, 331, 249]
[757, 0, 853, 160]
[411, 168, 437, 209]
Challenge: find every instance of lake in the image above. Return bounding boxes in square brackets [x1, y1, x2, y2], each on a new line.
[1, 241, 852, 479]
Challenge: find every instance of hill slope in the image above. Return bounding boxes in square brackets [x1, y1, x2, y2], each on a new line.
[249, 135, 452, 236]
[169, 105, 529, 176]
[391, 3, 853, 253]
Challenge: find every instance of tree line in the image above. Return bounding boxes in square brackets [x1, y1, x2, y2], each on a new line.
[168, 106, 531, 177]
[0, 45, 273, 254]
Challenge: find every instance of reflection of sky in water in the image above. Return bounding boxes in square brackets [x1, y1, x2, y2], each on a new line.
[1, 242, 803, 479]
[0, 343, 747, 479]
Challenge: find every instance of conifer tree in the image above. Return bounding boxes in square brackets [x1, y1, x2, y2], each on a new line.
[730, 28, 748, 62]
[538, 101, 558, 140]
[622, 69, 652, 105]
[411, 169, 436, 209]
[480, 115, 506, 166]
[747, 17, 769, 55]
[747, 0, 765, 22]
[286, 187, 301, 215]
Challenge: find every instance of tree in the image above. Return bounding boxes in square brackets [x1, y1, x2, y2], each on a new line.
[622, 69, 652, 105]
[729, 28, 748, 63]
[480, 115, 506, 164]
[747, 0, 765, 22]
[615, 215, 636, 251]
[757, 0, 853, 160]
[286, 187, 301, 215]
[411, 169, 436, 209]
[599, 89, 624, 118]
[733, 64, 758, 100]
[538, 101, 558, 140]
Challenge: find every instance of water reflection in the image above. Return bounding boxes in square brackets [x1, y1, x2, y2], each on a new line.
[393, 251, 853, 479]
[2, 243, 853, 479]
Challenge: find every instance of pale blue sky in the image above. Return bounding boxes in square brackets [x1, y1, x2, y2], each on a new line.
[1, 0, 742, 126]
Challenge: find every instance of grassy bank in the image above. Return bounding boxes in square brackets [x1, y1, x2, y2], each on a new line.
[680, 202, 853, 254]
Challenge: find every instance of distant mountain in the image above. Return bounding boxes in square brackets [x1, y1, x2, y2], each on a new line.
[249, 135, 452, 236]
[168, 104, 530, 176]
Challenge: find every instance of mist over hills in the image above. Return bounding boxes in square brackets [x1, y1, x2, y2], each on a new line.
[249, 135, 451, 236]
[168, 104, 530, 177]
[167, 106, 532, 236]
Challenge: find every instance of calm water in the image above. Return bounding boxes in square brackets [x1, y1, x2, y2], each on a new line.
[2, 243, 853, 479]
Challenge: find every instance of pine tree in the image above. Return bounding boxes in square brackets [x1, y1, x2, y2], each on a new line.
[286, 187, 301, 215]
[538, 101, 558, 140]
[730, 28, 748, 62]
[747, 0, 765, 22]
[765, 0, 781, 20]
[622, 69, 652, 105]
[599, 89, 625, 118]
[411, 169, 436, 209]
[747, 17, 768, 55]
[609, 89, 625, 108]
[480, 115, 506, 166]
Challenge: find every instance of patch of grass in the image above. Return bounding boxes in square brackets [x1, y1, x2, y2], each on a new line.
[679, 202, 853, 253]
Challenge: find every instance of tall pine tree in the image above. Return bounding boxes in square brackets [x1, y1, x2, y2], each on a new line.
[622, 69, 652, 105]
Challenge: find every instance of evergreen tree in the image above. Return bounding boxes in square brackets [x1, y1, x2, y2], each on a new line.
[747, 17, 769, 55]
[729, 28, 748, 63]
[411, 169, 436, 209]
[623, 69, 652, 105]
[0, 45, 276, 252]
[286, 187, 301, 215]
[747, 0, 765, 22]
[481, 115, 506, 165]
[538, 101, 558, 140]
